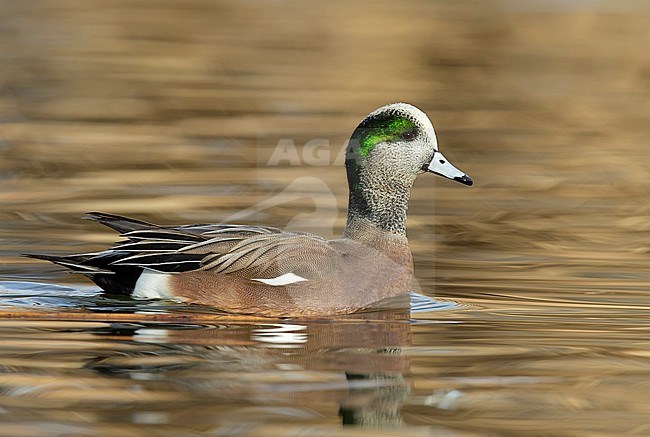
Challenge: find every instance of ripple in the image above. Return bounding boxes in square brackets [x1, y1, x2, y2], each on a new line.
[408, 292, 473, 314]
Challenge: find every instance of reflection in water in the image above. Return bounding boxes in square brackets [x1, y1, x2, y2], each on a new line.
[83, 313, 414, 430]
[340, 372, 409, 428]
[0, 282, 423, 431]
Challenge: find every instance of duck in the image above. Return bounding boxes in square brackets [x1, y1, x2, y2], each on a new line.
[27, 103, 473, 317]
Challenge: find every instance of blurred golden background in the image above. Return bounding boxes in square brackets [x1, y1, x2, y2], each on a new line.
[2, 0, 648, 301]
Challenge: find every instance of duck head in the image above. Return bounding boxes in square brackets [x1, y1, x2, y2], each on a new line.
[345, 103, 472, 235]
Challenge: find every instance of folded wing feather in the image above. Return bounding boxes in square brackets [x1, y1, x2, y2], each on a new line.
[103, 220, 341, 280]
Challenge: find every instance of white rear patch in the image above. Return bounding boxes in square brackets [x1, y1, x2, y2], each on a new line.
[252, 272, 308, 286]
[133, 269, 173, 299]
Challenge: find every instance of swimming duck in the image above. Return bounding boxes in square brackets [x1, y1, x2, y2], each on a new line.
[28, 103, 472, 316]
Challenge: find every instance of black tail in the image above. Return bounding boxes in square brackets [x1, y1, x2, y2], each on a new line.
[83, 212, 157, 234]
[23, 253, 112, 274]
[24, 212, 185, 295]
[23, 252, 142, 295]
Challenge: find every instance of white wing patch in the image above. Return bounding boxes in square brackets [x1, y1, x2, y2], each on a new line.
[252, 272, 308, 286]
[133, 269, 175, 299]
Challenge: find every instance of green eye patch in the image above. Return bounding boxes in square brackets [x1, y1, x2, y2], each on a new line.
[358, 116, 415, 157]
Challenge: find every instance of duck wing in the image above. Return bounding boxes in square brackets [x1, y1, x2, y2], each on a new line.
[111, 227, 340, 280]
[28, 213, 342, 293]
[182, 232, 340, 280]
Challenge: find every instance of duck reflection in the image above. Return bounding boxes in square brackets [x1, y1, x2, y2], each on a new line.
[86, 306, 413, 429]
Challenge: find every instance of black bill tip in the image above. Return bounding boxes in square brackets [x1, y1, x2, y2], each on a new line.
[454, 175, 473, 186]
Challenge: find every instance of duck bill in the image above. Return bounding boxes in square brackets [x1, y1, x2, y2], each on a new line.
[426, 151, 473, 186]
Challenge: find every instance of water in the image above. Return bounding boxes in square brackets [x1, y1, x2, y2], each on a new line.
[1, 0, 649, 435]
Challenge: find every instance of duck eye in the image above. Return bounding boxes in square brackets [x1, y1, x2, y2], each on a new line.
[401, 131, 415, 140]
